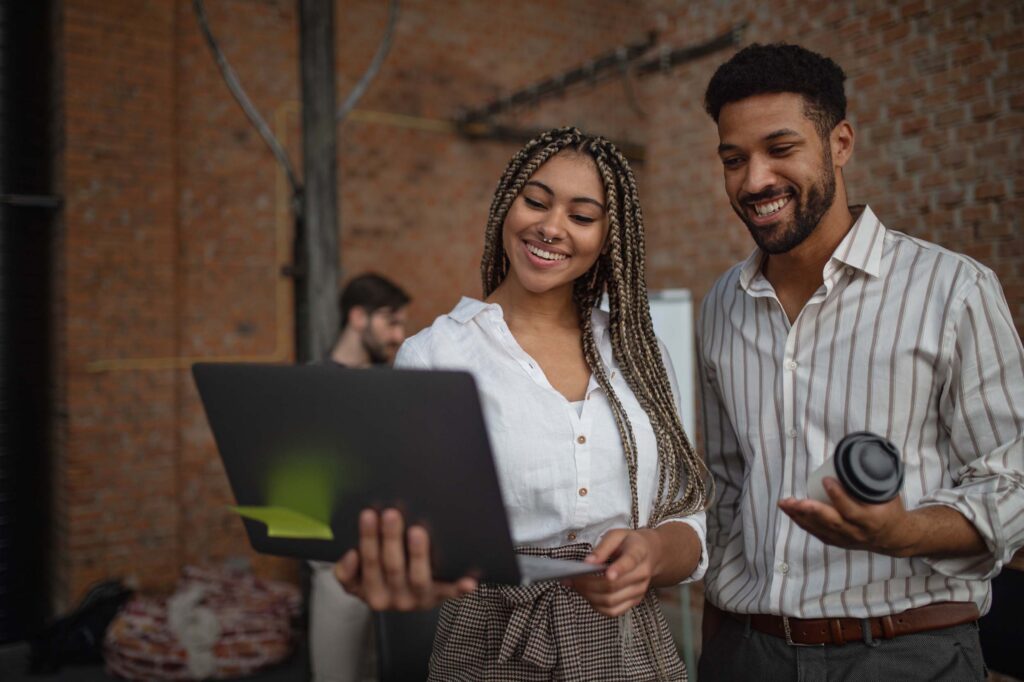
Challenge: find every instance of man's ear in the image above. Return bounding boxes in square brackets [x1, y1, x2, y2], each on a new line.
[831, 120, 855, 169]
[348, 306, 369, 332]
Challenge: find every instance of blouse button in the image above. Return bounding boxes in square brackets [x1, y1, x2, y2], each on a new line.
[567, 532, 577, 541]
[577, 435, 587, 445]
[578, 487, 588, 497]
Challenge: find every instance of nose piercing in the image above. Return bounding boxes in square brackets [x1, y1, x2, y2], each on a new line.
[541, 236, 554, 244]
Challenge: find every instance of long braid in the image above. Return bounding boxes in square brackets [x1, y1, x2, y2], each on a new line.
[481, 127, 710, 527]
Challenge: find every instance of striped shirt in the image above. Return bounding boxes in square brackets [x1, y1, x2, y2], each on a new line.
[697, 205, 1024, 618]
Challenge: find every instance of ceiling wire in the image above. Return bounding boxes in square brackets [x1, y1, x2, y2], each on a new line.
[337, 0, 400, 121]
[192, 0, 301, 196]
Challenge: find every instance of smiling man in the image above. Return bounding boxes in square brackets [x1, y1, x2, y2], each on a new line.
[695, 43, 1024, 680]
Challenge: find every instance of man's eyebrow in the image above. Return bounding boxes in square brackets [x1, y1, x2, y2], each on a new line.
[525, 180, 605, 211]
[718, 128, 804, 154]
[765, 128, 802, 141]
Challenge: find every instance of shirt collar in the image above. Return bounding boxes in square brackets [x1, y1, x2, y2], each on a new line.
[829, 204, 884, 278]
[737, 204, 885, 294]
[446, 296, 498, 324]
[447, 295, 613, 363]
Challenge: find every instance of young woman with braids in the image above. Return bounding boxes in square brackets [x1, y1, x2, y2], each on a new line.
[334, 127, 709, 680]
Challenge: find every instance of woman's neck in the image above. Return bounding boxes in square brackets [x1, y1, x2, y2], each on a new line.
[487, 279, 580, 333]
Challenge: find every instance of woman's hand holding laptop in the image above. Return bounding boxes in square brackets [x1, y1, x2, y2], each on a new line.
[333, 508, 478, 611]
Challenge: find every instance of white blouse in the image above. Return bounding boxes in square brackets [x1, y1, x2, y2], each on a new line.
[396, 297, 707, 583]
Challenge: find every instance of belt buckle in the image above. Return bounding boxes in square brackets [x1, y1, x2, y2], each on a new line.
[782, 616, 824, 647]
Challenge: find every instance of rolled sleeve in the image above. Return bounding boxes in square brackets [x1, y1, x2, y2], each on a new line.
[655, 512, 708, 583]
[920, 270, 1024, 580]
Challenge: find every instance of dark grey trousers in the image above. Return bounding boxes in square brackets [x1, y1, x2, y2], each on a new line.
[697, 615, 986, 681]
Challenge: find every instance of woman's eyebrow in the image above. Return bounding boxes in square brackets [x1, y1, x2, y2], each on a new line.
[525, 180, 555, 196]
[525, 180, 605, 211]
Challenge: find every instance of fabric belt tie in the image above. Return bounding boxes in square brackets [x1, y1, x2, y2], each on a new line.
[729, 601, 979, 646]
[484, 543, 593, 672]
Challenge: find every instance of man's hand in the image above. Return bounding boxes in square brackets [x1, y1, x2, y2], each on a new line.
[333, 508, 478, 611]
[779, 477, 916, 556]
[779, 477, 988, 558]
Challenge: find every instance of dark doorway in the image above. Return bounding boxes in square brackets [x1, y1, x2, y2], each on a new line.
[0, 0, 58, 643]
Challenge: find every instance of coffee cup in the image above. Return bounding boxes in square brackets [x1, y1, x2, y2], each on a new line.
[806, 431, 903, 505]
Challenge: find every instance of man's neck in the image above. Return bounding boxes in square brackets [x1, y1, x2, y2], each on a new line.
[329, 331, 371, 368]
[763, 200, 855, 290]
[762, 199, 856, 324]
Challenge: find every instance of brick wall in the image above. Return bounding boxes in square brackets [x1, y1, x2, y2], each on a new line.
[54, 0, 648, 609]
[53, 0, 1022, 609]
[642, 0, 1023, 327]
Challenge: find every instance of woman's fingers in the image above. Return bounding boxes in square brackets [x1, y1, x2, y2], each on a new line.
[357, 509, 385, 598]
[406, 525, 434, 602]
[335, 508, 476, 611]
[334, 549, 361, 591]
[379, 508, 410, 591]
[584, 580, 649, 616]
[605, 545, 642, 582]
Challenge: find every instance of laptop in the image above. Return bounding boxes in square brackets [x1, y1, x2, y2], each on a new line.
[192, 362, 602, 585]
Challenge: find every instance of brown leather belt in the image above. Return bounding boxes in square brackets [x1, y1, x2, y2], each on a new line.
[728, 602, 980, 646]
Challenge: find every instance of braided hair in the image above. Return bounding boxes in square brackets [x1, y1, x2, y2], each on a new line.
[481, 126, 710, 527]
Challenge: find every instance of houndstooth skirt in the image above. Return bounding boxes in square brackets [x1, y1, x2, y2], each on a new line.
[428, 544, 687, 681]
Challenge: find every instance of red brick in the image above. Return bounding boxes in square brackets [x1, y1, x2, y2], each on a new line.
[976, 182, 1007, 201]
[967, 58, 1001, 80]
[904, 154, 934, 174]
[901, 116, 929, 135]
[971, 101, 1002, 121]
[995, 113, 1024, 135]
[993, 31, 1024, 51]
[961, 204, 996, 225]
[867, 8, 896, 30]
[953, 42, 985, 65]
[935, 108, 965, 126]
[938, 147, 969, 168]
[900, 0, 928, 18]
[955, 122, 990, 143]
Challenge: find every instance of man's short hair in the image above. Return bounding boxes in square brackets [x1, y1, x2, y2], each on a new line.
[704, 43, 847, 139]
[339, 273, 410, 329]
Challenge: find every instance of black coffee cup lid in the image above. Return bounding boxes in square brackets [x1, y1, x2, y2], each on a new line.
[834, 431, 903, 504]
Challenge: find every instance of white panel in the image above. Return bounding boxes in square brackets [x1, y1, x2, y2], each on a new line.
[599, 289, 696, 438]
[647, 289, 695, 438]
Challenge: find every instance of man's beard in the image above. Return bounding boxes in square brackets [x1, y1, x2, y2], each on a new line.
[361, 327, 396, 365]
[734, 155, 836, 255]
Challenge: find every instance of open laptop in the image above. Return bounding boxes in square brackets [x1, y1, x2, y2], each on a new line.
[192, 362, 602, 585]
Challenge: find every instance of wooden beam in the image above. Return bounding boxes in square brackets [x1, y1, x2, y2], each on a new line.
[296, 0, 339, 363]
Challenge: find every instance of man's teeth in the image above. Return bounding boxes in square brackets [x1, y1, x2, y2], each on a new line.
[526, 243, 567, 261]
[754, 196, 791, 217]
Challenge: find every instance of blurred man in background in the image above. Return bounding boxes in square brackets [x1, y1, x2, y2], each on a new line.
[309, 272, 410, 682]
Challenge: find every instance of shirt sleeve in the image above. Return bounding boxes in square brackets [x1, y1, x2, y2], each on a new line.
[696, 299, 747, 587]
[394, 336, 431, 370]
[651, 339, 709, 584]
[919, 268, 1024, 580]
